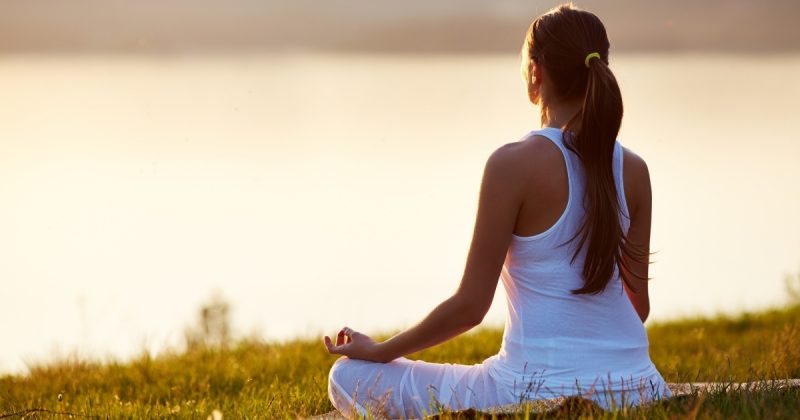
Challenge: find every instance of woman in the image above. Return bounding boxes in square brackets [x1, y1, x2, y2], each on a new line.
[323, 4, 671, 418]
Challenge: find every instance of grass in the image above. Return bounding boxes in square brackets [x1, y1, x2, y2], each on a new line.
[1, 304, 799, 419]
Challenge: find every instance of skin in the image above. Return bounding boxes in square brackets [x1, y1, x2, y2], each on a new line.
[323, 56, 653, 363]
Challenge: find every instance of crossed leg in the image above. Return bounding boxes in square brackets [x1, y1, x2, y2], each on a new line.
[328, 356, 507, 419]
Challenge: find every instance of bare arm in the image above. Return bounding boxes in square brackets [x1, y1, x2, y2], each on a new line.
[620, 149, 652, 323]
[325, 144, 526, 362]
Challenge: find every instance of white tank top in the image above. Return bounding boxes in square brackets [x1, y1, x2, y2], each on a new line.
[485, 127, 666, 398]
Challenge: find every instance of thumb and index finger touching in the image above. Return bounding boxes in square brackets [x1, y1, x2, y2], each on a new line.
[324, 326, 357, 355]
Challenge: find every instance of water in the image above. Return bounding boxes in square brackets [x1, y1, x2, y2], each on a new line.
[1, 52, 798, 374]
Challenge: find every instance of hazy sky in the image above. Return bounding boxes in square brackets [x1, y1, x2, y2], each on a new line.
[1, 0, 799, 374]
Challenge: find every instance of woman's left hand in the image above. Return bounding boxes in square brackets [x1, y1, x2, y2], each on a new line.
[324, 327, 388, 362]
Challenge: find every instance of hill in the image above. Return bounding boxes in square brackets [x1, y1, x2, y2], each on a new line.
[1, 305, 798, 418]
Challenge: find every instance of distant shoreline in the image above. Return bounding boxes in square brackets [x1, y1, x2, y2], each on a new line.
[2, 0, 799, 55]
[2, 49, 800, 58]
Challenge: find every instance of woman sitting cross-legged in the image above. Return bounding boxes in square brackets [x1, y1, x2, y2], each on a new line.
[323, 4, 672, 418]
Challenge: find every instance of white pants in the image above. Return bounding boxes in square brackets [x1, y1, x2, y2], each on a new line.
[327, 356, 512, 419]
[327, 355, 672, 419]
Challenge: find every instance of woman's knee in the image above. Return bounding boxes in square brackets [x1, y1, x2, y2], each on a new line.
[328, 356, 356, 402]
[329, 356, 350, 384]
[328, 357, 361, 415]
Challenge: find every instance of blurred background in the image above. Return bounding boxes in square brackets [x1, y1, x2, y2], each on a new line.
[1, 0, 799, 374]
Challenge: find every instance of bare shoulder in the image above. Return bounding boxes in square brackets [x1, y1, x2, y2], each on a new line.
[486, 135, 562, 177]
[621, 146, 652, 216]
[622, 146, 650, 179]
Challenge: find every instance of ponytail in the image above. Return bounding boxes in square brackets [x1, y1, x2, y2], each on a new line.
[564, 54, 628, 294]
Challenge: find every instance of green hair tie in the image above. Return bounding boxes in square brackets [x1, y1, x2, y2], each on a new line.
[584, 52, 601, 68]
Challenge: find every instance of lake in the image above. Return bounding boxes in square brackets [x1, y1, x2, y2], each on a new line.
[1, 52, 798, 374]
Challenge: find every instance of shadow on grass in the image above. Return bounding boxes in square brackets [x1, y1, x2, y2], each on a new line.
[422, 383, 800, 419]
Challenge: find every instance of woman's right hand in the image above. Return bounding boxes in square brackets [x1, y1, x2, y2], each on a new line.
[324, 327, 389, 363]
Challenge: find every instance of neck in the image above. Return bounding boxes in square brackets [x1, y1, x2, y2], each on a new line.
[540, 98, 583, 129]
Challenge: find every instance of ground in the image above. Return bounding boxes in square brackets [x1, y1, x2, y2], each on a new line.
[1, 305, 798, 418]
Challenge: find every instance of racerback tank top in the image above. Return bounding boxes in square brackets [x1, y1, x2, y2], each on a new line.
[484, 127, 670, 405]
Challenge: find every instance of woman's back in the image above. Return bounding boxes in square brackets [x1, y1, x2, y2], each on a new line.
[483, 127, 669, 406]
[326, 127, 671, 417]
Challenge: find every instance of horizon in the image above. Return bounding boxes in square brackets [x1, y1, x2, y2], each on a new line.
[1, 0, 799, 54]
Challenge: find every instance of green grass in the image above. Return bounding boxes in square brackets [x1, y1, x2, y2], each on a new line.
[1, 305, 799, 419]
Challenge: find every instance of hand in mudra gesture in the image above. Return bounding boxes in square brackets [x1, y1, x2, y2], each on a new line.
[324, 327, 387, 363]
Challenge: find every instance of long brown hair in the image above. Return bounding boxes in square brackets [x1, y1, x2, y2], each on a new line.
[521, 3, 646, 295]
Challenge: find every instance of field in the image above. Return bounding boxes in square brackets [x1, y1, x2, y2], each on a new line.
[1, 304, 799, 419]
